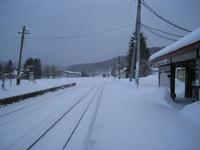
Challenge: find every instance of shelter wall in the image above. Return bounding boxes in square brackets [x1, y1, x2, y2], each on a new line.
[159, 65, 170, 87]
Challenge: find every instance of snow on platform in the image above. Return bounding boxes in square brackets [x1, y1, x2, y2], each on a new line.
[0, 78, 82, 99]
[180, 101, 200, 127]
[0, 76, 199, 150]
[150, 27, 200, 61]
[88, 75, 200, 150]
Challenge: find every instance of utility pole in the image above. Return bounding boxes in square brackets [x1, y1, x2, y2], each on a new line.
[117, 56, 121, 79]
[16, 25, 29, 85]
[135, 0, 141, 86]
[129, 0, 141, 83]
[129, 31, 137, 81]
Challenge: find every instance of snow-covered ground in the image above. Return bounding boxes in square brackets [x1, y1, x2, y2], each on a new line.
[89, 75, 200, 150]
[0, 78, 97, 99]
[0, 75, 199, 150]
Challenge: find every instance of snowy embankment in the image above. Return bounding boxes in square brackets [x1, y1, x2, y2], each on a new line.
[180, 101, 200, 127]
[89, 75, 200, 150]
[0, 78, 98, 99]
[0, 75, 199, 150]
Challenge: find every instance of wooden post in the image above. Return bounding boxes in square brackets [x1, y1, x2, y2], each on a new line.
[197, 58, 200, 101]
[16, 26, 29, 85]
[170, 64, 176, 100]
[158, 66, 161, 87]
[196, 49, 200, 100]
[185, 66, 190, 98]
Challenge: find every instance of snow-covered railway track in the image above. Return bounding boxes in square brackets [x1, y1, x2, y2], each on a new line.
[0, 82, 100, 127]
[0, 85, 90, 127]
[0, 81, 104, 150]
[0, 87, 75, 118]
[26, 84, 100, 150]
[26, 83, 104, 150]
[62, 83, 104, 150]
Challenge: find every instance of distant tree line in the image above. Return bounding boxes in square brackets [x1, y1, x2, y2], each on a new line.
[0, 60, 14, 80]
[42, 65, 60, 79]
[24, 58, 62, 79]
[23, 57, 42, 79]
[81, 71, 90, 77]
[0, 57, 43, 80]
[0, 58, 65, 81]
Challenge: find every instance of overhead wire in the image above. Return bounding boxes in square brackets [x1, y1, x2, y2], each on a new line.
[0, 35, 20, 39]
[1, 0, 134, 41]
[141, 0, 191, 32]
[143, 27, 178, 42]
[26, 23, 135, 40]
[27, 0, 116, 29]
[1, 0, 185, 46]
[145, 0, 170, 20]
[117, 0, 133, 53]
[142, 24, 183, 38]
[141, 28, 155, 47]
[0, 27, 19, 35]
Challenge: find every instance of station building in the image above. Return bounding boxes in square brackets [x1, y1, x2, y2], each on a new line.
[63, 71, 82, 78]
[150, 27, 200, 101]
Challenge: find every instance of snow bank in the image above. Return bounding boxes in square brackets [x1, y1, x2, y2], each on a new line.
[0, 78, 73, 99]
[150, 27, 200, 61]
[180, 101, 200, 127]
[89, 75, 200, 150]
[114, 74, 159, 89]
[1, 75, 200, 150]
[0, 77, 100, 99]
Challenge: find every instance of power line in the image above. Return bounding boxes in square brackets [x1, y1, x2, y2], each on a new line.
[142, 0, 191, 32]
[0, 30, 17, 34]
[143, 27, 178, 42]
[0, 26, 18, 32]
[27, 23, 135, 40]
[117, 0, 133, 52]
[0, 35, 19, 39]
[145, 0, 170, 20]
[141, 28, 155, 47]
[27, 0, 116, 28]
[142, 24, 183, 38]
[0, 23, 135, 40]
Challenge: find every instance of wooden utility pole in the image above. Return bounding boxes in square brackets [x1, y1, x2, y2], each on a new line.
[129, 0, 141, 84]
[16, 25, 29, 85]
[117, 56, 120, 79]
[135, 0, 141, 86]
[129, 32, 137, 81]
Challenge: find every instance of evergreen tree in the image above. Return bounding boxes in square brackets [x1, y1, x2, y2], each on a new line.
[139, 32, 150, 77]
[0, 63, 2, 79]
[34, 58, 42, 79]
[126, 34, 136, 78]
[24, 57, 42, 79]
[24, 57, 34, 79]
[126, 32, 150, 78]
[5, 60, 14, 74]
[81, 71, 89, 77]
[51, 65, 57, 79]
[43, 65, 50, 78]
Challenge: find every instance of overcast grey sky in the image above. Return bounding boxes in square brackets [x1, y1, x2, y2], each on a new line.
[0, 0, 200, 66]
